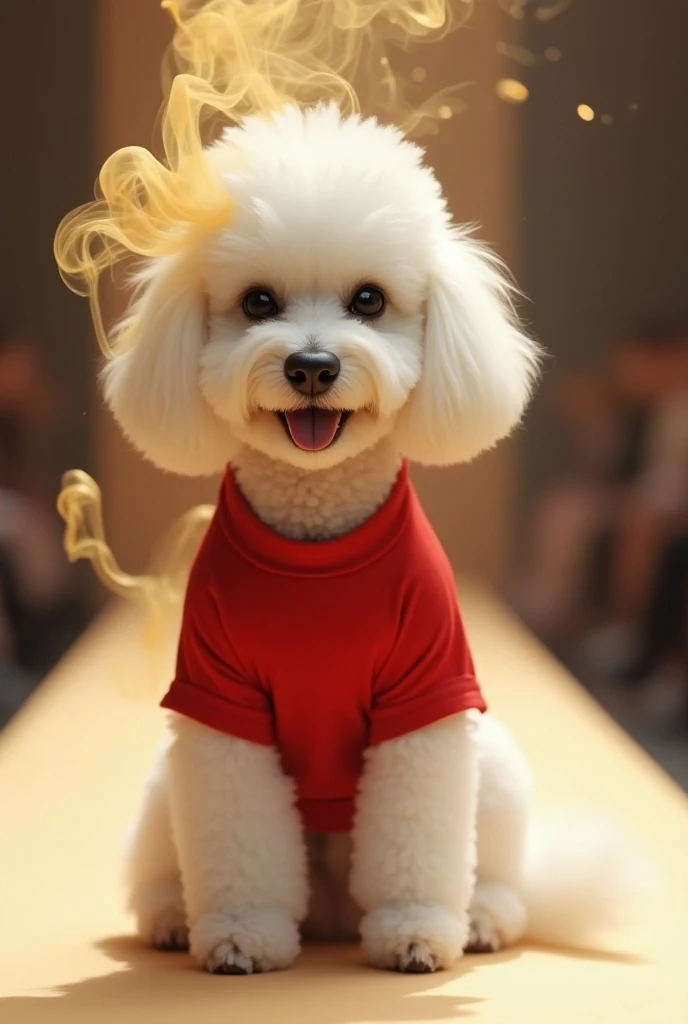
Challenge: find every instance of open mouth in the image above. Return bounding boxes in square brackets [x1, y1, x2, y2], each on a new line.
[276, 409, 351, 452]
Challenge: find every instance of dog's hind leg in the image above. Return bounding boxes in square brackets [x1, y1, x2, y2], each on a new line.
[125, 740, 189, 951]
[466, 715, 532, 953]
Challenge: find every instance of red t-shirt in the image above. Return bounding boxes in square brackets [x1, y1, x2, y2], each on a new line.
[161, 463, 486, 832]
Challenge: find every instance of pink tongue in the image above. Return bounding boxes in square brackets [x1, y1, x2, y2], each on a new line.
[284, 409, 342, 451]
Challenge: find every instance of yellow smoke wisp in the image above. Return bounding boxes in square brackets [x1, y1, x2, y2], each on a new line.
[54, 0, 470, 653]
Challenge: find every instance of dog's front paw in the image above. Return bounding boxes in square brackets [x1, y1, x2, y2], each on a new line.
[205, 941, 268, 975]
[190, 907, 301, 975]
[360, 903, 468, 973]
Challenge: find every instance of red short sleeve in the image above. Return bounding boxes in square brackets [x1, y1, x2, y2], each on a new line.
[370, 575, 486, 745]
[160, 553, 274, 746]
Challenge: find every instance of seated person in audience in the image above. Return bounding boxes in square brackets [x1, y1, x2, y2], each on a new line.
[618, 530, 688, 704]
[0, 329, 91, 727]
[516, 324, 688, 660]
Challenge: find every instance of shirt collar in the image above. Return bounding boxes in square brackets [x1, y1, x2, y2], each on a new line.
[218, 461, 412, 577]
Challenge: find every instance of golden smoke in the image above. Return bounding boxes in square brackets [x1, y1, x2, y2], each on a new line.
[54, 0, 470, 357]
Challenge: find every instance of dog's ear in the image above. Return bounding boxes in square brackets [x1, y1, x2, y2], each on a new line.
[394, 233, 540, 466]
[103, 254, 232, 476]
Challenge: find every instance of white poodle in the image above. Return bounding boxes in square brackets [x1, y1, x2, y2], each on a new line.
[107, 104, 636, 974]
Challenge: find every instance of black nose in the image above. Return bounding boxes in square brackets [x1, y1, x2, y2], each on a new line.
[284, 351, 341, 395]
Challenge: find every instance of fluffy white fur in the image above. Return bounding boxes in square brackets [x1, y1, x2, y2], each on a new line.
[351, 713, 480, 970]
[115, 105, 641, 974]
[167, 720, 307, 970]
[104, 103, 538, 476]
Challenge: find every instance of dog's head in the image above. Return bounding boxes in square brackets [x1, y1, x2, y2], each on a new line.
[104, 104, 539, 475]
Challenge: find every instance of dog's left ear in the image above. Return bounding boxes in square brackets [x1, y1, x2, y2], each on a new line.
[394, 233, 540, 466]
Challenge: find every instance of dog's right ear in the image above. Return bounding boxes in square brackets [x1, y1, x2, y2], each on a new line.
[103, 254, 232, 476]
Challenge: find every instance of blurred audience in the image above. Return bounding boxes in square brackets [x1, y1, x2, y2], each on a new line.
[0, 328, 91, 728]
[515, 323, 688, 722]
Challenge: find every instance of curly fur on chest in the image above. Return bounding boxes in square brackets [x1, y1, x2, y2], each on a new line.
[231, 441, 402, 540]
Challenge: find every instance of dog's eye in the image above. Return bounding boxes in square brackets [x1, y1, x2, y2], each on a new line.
[349, 286, 386, 319]
[242, 289, 280, 320]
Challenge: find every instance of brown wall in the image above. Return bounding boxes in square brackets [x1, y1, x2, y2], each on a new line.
[95, 0, 521, 585]
[0, 2, 93, 490]
[96, 1, 219, 574]
[519, 0, 688, 506]
[407, 2, 520, 585]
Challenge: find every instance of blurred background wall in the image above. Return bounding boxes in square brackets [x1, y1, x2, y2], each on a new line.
[0, 1, 94, 483]
[0, 2, 95, 724]
[519, 0, 688, 503]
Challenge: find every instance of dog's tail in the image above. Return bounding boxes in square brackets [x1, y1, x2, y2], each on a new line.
[520, 810, 651, 948]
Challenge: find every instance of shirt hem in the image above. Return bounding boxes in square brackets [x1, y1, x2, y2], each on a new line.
[369, 679, 486, 746]
[298, 798, 355, 832]
[161, 678, 275, 747]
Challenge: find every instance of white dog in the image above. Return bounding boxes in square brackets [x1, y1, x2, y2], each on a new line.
[106, 104, 636, 974]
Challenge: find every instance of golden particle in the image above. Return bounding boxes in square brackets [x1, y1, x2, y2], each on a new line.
[496, 78, 529, 104]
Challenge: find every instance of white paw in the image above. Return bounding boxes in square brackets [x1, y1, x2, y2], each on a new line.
[130, 879, 188, 951]
[465, 909, 502, 953]
[205, 941, 267, 975]
[397, 941, 437, 973]
[465, 882, 527, 954]
[190, 907, 301, 975]
[360, 903, 468, 973]
[151, 906, 189, 952]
